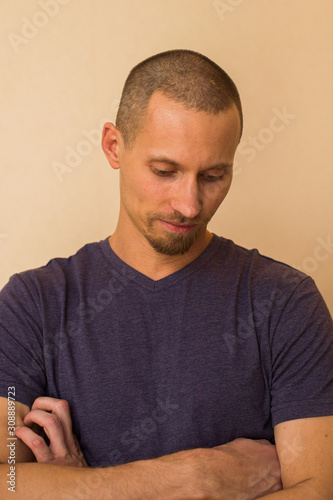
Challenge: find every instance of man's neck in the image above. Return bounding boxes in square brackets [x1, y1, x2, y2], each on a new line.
[108, 226, 213, 281]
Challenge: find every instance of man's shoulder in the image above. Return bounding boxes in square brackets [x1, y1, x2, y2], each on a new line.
[1, 237, 110, 298]
[213, 234, 311, 295]
[215, 234, 306, 274]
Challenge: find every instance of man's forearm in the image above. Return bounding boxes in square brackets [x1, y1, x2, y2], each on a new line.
[2, 462, 121, 500]
[0, 460, 188, 500]
[0, 439, 282, 499]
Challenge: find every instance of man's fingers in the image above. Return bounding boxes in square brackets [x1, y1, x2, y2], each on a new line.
[30, 397, 77, 450]
[15, 425, 53, 463]
[15, 397, 87, 467]
[23, 408, 72, 457]
[31, 397, 70, 414]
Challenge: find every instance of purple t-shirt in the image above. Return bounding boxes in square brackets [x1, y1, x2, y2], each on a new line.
[0, 234, 333, 467]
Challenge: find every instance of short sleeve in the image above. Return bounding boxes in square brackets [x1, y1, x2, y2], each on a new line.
[0, 274, 46, 407]
[271, 276, 333, 426]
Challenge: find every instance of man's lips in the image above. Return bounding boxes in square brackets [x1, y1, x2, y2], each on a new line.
[158, 219, 197, 233]
[164, 221, 195, 227]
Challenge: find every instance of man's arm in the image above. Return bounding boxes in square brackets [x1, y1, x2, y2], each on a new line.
[0, 397, 35, 463]
[260, 415, 333, 499]
[0, 396, 282, 499]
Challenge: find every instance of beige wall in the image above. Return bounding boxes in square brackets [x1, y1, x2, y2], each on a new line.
[1, 0, 332, 313]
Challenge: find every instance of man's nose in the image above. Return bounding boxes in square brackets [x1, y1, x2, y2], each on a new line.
[169, 177, 202, 219]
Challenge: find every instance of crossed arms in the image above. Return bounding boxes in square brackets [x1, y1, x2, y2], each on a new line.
[1, 396, 333, 499]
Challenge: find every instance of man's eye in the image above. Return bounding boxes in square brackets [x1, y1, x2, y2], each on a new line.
[153, 169, 173, 177]
[203, 174, 224, 182]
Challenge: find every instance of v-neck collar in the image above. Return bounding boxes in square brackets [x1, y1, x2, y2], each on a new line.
[100, 233, 224, 292]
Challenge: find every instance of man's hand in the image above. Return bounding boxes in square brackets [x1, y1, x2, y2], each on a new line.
[14, 397, 87, 467]
[215, 438, 282, 499]
[156, 437, 282, 499]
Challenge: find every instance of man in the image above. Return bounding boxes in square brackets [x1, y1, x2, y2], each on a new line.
[0, 49, 333, 499]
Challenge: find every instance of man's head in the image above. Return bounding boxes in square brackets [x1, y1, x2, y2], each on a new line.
[116, 49, 243, 149]
[102, 50, 242, 257]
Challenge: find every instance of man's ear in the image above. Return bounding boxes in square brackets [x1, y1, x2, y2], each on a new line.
[101, 122, 123, 170]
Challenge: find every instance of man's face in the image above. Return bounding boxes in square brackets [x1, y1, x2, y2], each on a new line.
[117, 92, 241, 256]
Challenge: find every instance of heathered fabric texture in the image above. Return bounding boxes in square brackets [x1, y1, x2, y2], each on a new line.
[1, 234, 333, 467]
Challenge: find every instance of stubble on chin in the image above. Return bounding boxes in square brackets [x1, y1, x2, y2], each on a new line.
[143, 216, 206, 256]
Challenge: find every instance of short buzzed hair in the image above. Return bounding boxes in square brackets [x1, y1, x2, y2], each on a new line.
[115, 49, 243, 149]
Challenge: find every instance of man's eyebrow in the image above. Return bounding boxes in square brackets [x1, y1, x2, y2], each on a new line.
[148, 156, 233, 170]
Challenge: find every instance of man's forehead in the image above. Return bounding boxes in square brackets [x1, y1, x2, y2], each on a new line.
[144, 92, 241, 138]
